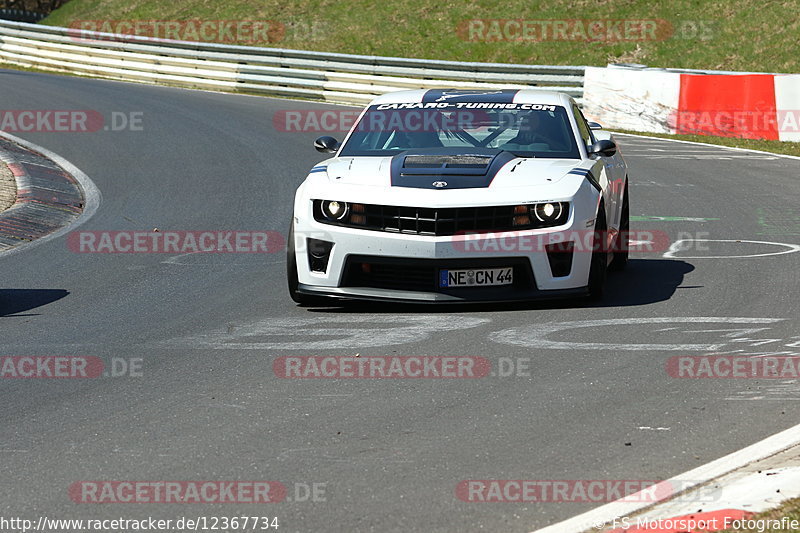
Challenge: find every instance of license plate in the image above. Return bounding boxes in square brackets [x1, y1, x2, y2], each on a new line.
[439, 268, 513, 288]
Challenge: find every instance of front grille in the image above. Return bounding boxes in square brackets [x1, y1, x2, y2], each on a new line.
[364, 205, 519, 235]
[314, 201, 569, 237]
[342, 256, 534, 292]
[347, 261, 436, 291]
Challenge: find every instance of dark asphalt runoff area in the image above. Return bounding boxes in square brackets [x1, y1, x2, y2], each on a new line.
[1, 68, 799, 532]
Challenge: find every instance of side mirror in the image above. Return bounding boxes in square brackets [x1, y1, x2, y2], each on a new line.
[587, 121, 603, 130]
[314, 136, 340, 153]
[587, 139, 617, 158]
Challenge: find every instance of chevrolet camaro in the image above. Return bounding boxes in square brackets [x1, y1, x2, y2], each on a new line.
[287, 89, 629, 304]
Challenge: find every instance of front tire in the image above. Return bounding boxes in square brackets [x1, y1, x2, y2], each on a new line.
[587, 207, 608, 300]
[610, 181, 629, 271]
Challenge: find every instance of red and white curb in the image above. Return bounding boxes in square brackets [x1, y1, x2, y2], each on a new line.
[0, 131, 100, 257]
[532, 422, 800, 533]
[600, 465, 800, 533]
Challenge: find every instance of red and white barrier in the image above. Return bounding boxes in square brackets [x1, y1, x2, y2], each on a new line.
[583, 65, 800, 142]
[775, 75, 800, 142]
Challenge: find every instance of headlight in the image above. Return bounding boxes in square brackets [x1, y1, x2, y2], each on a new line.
[321, 200, 348, 220]
[512, 202, 569, 228]
[533, 202, 563, 223]
[314, 200, 367, 226]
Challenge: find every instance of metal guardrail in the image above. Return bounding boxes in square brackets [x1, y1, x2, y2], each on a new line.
[0, 19, 587, 105]
[0, 9, 46, 23]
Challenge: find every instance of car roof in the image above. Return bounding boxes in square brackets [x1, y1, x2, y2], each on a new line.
[367, 89, 574, 107]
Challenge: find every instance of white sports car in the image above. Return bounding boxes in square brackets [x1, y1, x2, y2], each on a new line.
[287, 89, 629, 304]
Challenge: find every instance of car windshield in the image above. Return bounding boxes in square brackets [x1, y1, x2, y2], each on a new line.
[339, 103, 580, 159]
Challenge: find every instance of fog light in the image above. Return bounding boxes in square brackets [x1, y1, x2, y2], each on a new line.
[307, 238, 334, 273]
[545, 241, 574, 277]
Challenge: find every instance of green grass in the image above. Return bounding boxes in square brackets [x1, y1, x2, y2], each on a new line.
[612, 129, 800, 157]
[43, 0, 798, 73]
[719, 498, 800, 532]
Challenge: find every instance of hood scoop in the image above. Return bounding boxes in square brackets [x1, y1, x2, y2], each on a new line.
[390, 147, 517, 190]
[403, 154, 494, 169]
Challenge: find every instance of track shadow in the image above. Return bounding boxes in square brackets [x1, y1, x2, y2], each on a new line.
[304, 259, 695, 314]
[597, 259, 695, 307]
[0, 289, 69, 317]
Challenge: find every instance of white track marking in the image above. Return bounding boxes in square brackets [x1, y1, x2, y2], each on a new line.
[664, 239, 800, 259]
[644, 155, 779, 160]
[165, 315, 490, 350]
[622, 151, 780, 159]
[162, 252, 200, 265]
[161, 252, 283, 266]
[632, 216, 716, 222]
[623, 149, 746, 153]
[0, 131, 102, 258]
[613, 131, 800, 162]
[491, 317, 784, 352]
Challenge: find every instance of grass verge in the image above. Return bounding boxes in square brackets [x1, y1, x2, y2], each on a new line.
[720, 498, 800, 532]
[42, 0, 799, 73]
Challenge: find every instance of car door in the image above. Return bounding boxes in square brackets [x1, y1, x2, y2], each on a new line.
[573, 105, 622, 231]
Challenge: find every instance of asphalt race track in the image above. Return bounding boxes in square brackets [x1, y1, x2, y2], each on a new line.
[1, 68, 799, 532]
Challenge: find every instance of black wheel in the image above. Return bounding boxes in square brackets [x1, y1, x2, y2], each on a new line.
[286, 223, 328, 306]
[610, 181, 629, 272]
[587, 206, 608, 300]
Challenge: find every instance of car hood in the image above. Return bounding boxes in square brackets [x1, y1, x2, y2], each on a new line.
[320, 150, 581, 190]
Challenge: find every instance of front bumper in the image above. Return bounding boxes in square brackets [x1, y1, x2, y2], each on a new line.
[297, 283, 588, 303]
[292, 195, 599, 303]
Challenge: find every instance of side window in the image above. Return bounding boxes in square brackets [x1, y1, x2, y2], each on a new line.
[572, 105, 594, 149]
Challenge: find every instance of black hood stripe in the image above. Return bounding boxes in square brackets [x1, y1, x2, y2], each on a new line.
[390, 148, 517, 190]
[567, 168, 590, 175]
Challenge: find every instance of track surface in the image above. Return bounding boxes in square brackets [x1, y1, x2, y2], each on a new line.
[1, 69, 799, 532]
